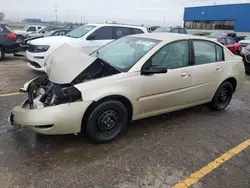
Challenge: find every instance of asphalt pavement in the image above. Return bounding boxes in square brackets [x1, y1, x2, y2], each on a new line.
[0, 55, 250, 188]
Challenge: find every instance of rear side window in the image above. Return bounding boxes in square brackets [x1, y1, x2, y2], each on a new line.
[193, 40, 224, 65]
[113, 27, 130, 39]
[130, 28, 144, 34]
[219, 38, 226, 45]
[216, 45, 224, 61]
[91, 26, 113, 40]
[226, 38, 234, 45]
[27, 26, 36, 32]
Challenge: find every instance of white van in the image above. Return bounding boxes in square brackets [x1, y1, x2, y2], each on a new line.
[26, 23, 148, 71]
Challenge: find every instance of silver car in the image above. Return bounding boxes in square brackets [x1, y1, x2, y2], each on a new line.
[10, 33, 245, 143]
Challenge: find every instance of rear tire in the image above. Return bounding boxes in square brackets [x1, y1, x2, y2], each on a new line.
[85, 100, 129, 143]
[211, 82, 233, 110]
[0, 47, 5, 61]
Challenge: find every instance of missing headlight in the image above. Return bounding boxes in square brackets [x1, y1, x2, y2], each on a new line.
[40, 83, 82, 106]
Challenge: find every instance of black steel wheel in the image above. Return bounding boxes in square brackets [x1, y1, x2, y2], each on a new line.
[0, 47, 4, 61]
[86, 100, 128, 143]
[211, 81, 233, 110]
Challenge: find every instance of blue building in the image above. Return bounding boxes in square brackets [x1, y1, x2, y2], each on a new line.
[23, 18, 53, 25]
[183, 3, 250, 32]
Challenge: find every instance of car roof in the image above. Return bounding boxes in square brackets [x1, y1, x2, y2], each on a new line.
[128, 33, 216, 43]
[85, 23, 145, 29]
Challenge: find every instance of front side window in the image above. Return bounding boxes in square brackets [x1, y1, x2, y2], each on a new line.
[171, 29, 179, 33]
[193, 40, 224, 65]
[90, 26, 113, 40]
[151, 40, 189, 69]
[91, 37, 160, 72]
[179, 28, 187, 34]
[66, 25, 96, 38]
[113, 27, 130, 39]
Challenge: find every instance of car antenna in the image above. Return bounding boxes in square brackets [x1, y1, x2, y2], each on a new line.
[81, 12, 83, 52]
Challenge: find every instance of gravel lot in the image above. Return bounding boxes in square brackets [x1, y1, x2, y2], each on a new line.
[0, 55, 250, 188]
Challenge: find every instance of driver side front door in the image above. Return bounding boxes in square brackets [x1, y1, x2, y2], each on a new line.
[136, 40, 193, 119]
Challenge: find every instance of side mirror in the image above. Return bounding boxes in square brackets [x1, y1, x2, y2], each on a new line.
[41, 31, 45, 34]
[142, 66, 168, 75]
[87, 34, 97, 40]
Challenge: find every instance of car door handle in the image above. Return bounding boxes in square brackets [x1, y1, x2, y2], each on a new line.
[216, 66, 222, 71]
[181, 72, 190, 78]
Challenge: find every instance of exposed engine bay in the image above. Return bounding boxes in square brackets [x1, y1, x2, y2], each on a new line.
[25, 58, 120, 109]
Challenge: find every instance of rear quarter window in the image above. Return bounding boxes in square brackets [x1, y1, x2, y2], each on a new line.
[130, 28, 144, 34]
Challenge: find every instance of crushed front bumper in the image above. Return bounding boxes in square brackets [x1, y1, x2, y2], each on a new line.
[10, 99, 92, 135]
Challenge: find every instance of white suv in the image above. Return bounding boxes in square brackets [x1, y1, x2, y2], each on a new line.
[26, 23, 148, 72]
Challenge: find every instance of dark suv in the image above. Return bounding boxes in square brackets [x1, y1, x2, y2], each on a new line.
[0, 24, 20, 60]
[153, 26, 188, 34]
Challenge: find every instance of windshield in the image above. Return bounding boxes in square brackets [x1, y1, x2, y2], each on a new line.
[66, 25, 96, 38]
[23, 25, 29, 31]
[90, 37, 160, 72]
[153, 28, 171, 33]
[209, 32, 227, 38]
[44, 30, 54, 36]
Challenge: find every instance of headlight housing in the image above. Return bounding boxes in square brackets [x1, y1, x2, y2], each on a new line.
[34, 45, 50, 53]
[241, 48, 250, 55]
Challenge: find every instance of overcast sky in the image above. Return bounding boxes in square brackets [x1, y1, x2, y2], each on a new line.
[1, 0, 249, 26]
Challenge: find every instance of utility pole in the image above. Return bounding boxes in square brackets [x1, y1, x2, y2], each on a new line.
[163, 16, 166, 26]
[55, 5, 58, 24]
[68, 10, 70, 23]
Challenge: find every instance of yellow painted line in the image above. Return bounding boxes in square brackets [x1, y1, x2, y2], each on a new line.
[0, 92, 22, 97]
[174, 139, 250, 188]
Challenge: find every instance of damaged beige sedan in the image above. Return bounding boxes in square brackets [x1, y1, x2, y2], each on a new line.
[10, 33, 245, 143]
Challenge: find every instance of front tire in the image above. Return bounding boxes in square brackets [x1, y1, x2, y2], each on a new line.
[86, 100, 129, 143]
[0, 47, 5, 61]
[211, 82, 233, 110]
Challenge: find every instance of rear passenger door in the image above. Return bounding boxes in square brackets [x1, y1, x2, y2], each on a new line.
[190, 40, 227, 104]
[83, 26, 113, 54]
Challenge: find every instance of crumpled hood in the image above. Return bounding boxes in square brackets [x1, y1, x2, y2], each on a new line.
[45, 44, 97, 84]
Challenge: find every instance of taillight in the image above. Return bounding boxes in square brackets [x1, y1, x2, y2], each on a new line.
[7, 33, 16, 39]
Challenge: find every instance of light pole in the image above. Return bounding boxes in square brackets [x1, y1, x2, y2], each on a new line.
[55, 5, 58, 24]
[68, 10, 70, 23]
[163, 16, 166, 26]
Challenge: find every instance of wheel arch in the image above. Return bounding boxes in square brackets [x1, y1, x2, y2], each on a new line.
[81, 95, 133, 132]
[221, 77, 237, 92]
